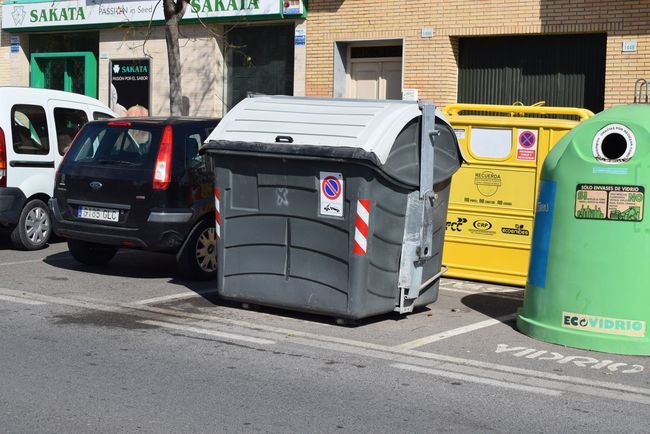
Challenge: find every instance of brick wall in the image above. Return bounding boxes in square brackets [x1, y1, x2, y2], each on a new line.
[306, 0, 650, 108]
[0, 5, 30, 88]
[0, 5, 8, 85]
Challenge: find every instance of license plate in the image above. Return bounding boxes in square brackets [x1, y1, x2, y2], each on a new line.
[77, 206, 119, 222]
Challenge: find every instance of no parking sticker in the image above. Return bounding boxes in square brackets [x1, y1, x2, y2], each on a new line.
[516, 129, 538, 161]
[319, 172, 344, 217]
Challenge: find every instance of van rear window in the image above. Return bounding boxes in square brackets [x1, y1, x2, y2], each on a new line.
[54, 107, 88, 156]
[67, 123, 162, 168]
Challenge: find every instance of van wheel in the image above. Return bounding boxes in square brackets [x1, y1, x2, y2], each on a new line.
[10, 199, 51, 250]
[68, 239, 117, 266]
[178, 219, 217, 281]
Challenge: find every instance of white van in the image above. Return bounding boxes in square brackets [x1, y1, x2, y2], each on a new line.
[0, 87, 114, 250]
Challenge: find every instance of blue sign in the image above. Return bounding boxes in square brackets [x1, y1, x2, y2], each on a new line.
[10, 36, 19, 54]
[295, 28, 306, 46]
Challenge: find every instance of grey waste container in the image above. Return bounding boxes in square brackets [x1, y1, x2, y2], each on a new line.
[202, 96, 462, 321]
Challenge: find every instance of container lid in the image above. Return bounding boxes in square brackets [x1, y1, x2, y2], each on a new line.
[205, 95, 451, 165]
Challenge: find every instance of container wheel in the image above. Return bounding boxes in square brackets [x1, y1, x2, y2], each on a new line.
[335, 318, 361, 327]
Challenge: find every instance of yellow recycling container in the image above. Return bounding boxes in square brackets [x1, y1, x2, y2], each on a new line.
[442, 103, 593, 286]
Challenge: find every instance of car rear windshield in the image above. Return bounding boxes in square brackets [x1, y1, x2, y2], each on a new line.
[66, 122, 163, 169]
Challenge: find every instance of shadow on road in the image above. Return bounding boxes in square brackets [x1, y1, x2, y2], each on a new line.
[0, 237, 12, 250]
[43, 248, 215, 293]
[191, 290, 427, 328]
[43, 244, 519, 330]
[43, 248, 430, 327]
[44, 248, 190, 278]
[460, 292, 523, 331]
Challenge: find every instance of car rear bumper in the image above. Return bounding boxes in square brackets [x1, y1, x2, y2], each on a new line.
[50, 198, 195, 251]
[0, 187, 26, 226]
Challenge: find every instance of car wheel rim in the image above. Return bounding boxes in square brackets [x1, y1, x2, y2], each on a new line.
[195, 227, 217, 273]
[25, 206, 50, 245]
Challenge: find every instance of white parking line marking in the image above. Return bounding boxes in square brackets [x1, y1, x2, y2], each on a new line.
[133, 290, 217, 305]
[392, 363, 562, 396]
[439, 286, 524, 300]
[395, 313, 518, 350]
[2, 288, 650, 404]
[440, 279, 523, 293]
[140, 320, 276, 345]
[0, 294, 47, 306]
[120, 304, 650, 399]
[0, 258, 57, 267]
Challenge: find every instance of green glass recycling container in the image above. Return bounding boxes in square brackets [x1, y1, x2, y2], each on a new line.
[518, 104, 650, 355]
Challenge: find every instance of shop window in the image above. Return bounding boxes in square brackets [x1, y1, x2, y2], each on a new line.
[11, 105, 50, 155]
[226, 25, 294, 110]
[54, 107, 88, 155]
[30, 32, 99, 99]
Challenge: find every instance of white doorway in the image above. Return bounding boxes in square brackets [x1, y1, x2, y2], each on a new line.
[350, 60, 402, 100]
[345, 44, 402, 100]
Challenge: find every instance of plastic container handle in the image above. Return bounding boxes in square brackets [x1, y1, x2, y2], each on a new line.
[275, 135, 294, 143]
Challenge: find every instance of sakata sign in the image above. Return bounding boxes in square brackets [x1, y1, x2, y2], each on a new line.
[2, 0, 301, 30]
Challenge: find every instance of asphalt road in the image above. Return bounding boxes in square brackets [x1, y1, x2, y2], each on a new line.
[1, 239, 648, 433]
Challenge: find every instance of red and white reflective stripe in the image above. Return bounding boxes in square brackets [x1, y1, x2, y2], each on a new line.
[214, 187, 221, 239]
[353, 199, 370, 255]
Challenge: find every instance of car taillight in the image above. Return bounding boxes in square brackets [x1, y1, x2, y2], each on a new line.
[108, 121, 132, 127]
[0, 127, 6, 188]
[153, 125, 173, 190]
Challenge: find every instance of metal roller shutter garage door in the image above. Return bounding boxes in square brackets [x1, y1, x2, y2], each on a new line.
[458, 34, 606, 113]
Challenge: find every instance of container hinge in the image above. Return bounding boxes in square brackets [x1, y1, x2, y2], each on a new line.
[418, 101, 437, 263]
[396, 191, 427, 313]
[395, 264, 448, 314]
[396, 287, 418, 314]
[395, 101, 438, 314]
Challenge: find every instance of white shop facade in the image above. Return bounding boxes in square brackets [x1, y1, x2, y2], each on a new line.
[1, 0, 307, 116]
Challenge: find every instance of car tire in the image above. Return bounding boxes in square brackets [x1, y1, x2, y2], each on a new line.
[178, 219, 218, 281]
[68, 239, 118, 266]
[10, 199, 52, 251]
